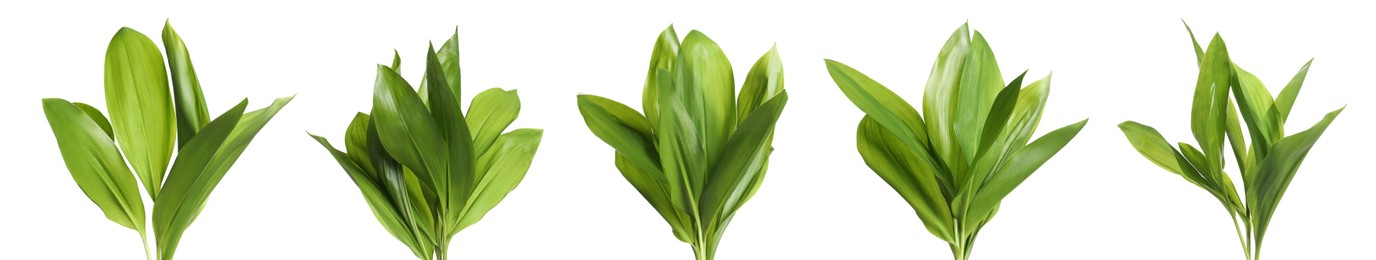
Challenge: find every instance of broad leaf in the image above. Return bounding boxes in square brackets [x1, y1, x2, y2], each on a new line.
[105, 27, 175, 199]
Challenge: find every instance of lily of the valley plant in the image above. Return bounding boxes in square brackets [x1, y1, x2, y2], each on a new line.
[41, 22, 292, 260]
[824, 24, 1086, 260]
[311, 31, 542, 260]
[577, 25, 787, 260]
[1118, 23, 1343, 260]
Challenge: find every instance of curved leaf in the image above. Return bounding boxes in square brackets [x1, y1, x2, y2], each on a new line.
[43, 98, 145, 231]
[467, 88, 520, 157]
[456, 128, 543, 231]
[857, 116, 953, 242]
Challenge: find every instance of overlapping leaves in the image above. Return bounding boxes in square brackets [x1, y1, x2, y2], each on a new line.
[311, 30, 542, 260]
[1118, 23, 1342, 260]
[824, 23, 1087, 260]
[577, 26, 787, 260]
[42, 22, 292, 260]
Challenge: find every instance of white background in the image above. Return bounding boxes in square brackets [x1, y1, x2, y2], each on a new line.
[2, 1, 1372, 259]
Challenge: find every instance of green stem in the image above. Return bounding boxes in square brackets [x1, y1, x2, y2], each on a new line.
[1229, 215, 1251, 260]
[692, 243, 712, 260]
[436, 232, 450, 260]
[139, 230, 153, 260]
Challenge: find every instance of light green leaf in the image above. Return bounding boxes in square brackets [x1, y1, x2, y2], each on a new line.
[1190, 34, 1230, 172]
[72, 102, 114, 139]
[954, 31, 1004, 165]
[923, 23, 970, 176]
[154, 96, 290, 260]
[675, 30, 736, 169]
[43, 98, 145, 231]
[457, 128, 543, 232]
[467, 88, 520, 157]
[1232, 65, 1280, 151]
[737, 45, 784, 120]
[1273, 59, 1312, 125]
[644, 25, 679, 128]
[967, 119, 1086, 224]
[105, 27, 175, 199]
[825, 60, 931, 155]
[438, 29, 462, 97]
[1248, 107, 1342, 249]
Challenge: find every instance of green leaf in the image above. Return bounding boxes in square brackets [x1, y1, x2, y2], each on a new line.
[923, 24, 970, 176]
[1190, 34, 1231, 172]
[700, 92, 787, 233]
[1247, 107, 1342, 250]
[310, 135, 431, 259]
[737, 45, 784, 121]
[345, 113, 375, 175]
[967, 119, 1087, 224]
[162, 21, 211, 147]
[424, 44, 476, 224]
[656, 67, 707, 217]
[467, 88, 521, 157]
[1273, 59, 1312, 125]
[977, 71, 1025, 154]
[457, 128, 543, 232]
[824, 60, 931, 156]
[371, 64, 445, 198]
[577, 94, 660, 174]
[391, 49, 403, 73]
[437, 29, 462, 96]
[154, 95, 290, 260]
[105, 27, 175, 199]
[152, 100, 244, 260]
[953, 31, 1004, 165]
[1183, 20, 1204, 65]
[615, 152, 691, 242]
[1232, 65, 1281, 151]
[43, 98, 145, 232]
[1118, 121, 1214, 191]
[72, 102, 114, 139]
[857, 115, 954, 242]
[675, 30, 737, 169]
[644, 25, 679, 128]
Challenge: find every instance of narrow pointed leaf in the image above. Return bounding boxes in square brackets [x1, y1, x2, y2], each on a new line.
[163, 22, 211, 147]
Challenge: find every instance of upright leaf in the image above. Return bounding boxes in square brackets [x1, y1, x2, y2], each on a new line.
[163, 21, 211, 147]
[371, 65, 445, 197]
[1190, 34, 1230, 171]
[644, 25, 679, 127]
[953, 31, 1004, 165]
[1248, 108, 1343, 249]
[105, 27, 175, 198]
[467, 88, 520, 157]
[676, 31, 736, 169]
[923, 24, 970, 175]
